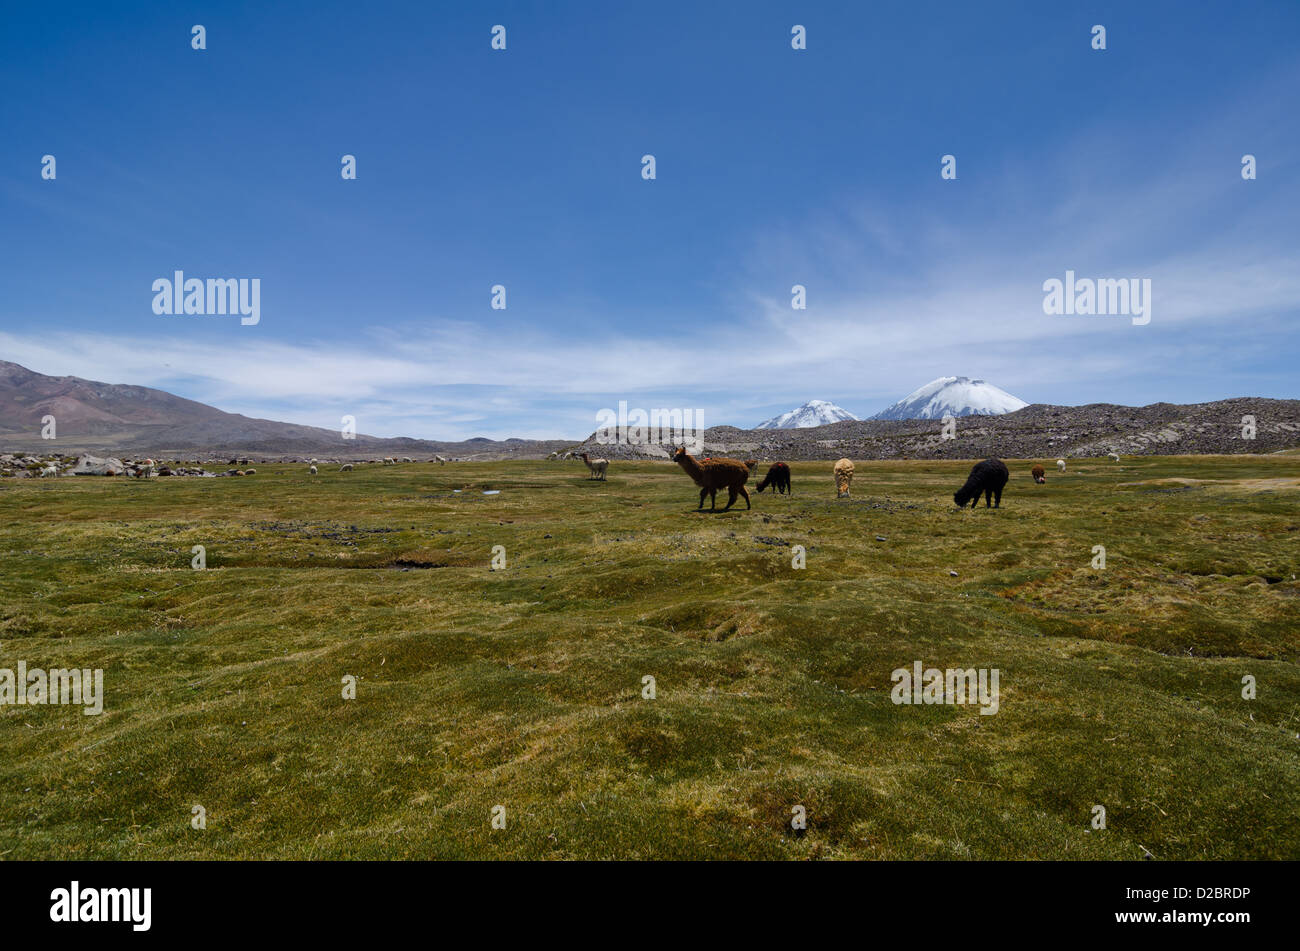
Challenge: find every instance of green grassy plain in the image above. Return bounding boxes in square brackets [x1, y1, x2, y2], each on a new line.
[1, 455, 1297, 859]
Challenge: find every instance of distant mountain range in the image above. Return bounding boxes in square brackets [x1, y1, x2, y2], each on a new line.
[4, 360, 1298, 460]
[870, 376, 1029, 420]
[0, 361, 566, 458]
[757, 378, 1029, 428]
[756, 400, 859, 429]
[584, 399, 1300, 460]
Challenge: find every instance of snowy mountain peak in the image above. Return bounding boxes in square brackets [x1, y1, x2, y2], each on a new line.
[756, 399, 859, 430]
[870, 377, 1028, 421]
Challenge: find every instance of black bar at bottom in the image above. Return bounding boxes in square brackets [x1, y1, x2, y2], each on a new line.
[0, 860, 1283, 938]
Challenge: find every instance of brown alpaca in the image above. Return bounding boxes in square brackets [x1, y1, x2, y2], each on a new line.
[833, 458, 854, 497]
[580, 452, 608, 480]
[1031, 464, 1046, 484]
[671, 447, 751, 511]
[743, 459, 758, 473]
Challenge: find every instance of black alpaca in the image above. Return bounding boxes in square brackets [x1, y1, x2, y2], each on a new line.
[755, 462, 792, 495]
[954, 458, 1009, 509]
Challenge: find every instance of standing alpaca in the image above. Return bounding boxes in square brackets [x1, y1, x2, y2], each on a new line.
[1031, 464, 1046, 484]
[308, 465, 318, 475]
[580, 452, 608, 481]
[1056, 459, 1066, 472]
[756, 462, 792, 495]
[954, 458, 1009, 508]
[833, 458, 854, 498]
[671, 447, 750, 511]
[1107, 452, 1121, 462]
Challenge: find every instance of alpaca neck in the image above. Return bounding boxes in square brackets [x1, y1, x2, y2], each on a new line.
[675, 452, 705, 481]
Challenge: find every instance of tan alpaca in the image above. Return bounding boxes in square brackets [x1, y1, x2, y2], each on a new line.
[833, 458, 854, 497]
[580, 452, 608, 480]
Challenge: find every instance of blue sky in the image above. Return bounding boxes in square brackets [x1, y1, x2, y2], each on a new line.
[2, 0, 1298, 439]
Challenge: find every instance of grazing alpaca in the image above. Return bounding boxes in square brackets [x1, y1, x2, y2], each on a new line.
[1056, 459, 1066, 472]
[743, 459, 758, 473]
[671, 446, 751, 511]
[1031, 464, 1046, 484]
[435, 455, 447, 465]
[833, 458, 854, 498]
[580, 452, 608, 481]
[243, 468, 256, 475]
[954, 458, 1009, 508]
[756, 462, 792, 495]
[39, 465, 58, 478]
[1107, 452, 1121, 462]
[309, 465, 318, 475]
[340, 463, 353, 471]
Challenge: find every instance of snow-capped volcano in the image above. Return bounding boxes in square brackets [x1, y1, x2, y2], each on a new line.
[870, 377, 1028, 421]
[756, 400, 859, 429]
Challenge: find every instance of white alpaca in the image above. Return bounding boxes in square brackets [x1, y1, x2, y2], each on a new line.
[580, 452, 608, 480]
[309, 465, 318, 475]
[1056, 459, 1066, 472]
[435, 455, 447, 465]
[310, 458, 318, 465]
[383, 457, 395, 465]
[40, 465, 58, 478]
[340, 464, 353, 471]
[1107, 452, 1120, 462]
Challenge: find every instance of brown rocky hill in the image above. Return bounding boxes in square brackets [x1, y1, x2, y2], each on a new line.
[577, 398, 1300, 461]
[0, 361, 567, 459]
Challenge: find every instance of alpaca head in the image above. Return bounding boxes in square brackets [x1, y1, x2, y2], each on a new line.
[670, 446, 688, 463]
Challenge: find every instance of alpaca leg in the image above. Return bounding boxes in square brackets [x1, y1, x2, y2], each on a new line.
[994, 486, 1003, 508]
[724, 487, 737, 510]
[710, 488, 718, 510]
[738, 485, 750, 509]
[699, 487, 708, 510]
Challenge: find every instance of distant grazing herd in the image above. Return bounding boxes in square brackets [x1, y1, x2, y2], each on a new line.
[557, 444, 1121, 512]
[22, 443, 1118, 513]
[301, 444, 1109, 511]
